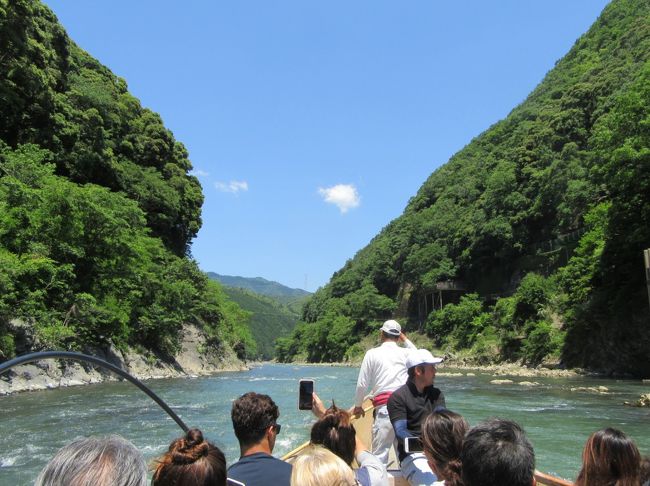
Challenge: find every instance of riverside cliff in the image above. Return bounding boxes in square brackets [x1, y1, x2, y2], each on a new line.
[0, 324, 247, 395]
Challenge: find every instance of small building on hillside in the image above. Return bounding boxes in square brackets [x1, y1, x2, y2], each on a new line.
[417, 280, 467, 322]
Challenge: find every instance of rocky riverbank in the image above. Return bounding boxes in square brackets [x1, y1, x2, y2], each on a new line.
[0, 325, 247, 395]
[443, 360, 582, 378]
[289, 357, 583, 378]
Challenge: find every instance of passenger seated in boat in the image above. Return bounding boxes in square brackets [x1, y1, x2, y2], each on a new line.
[460, 418, 535, 486]
[34, 435, 147, 486]
[228, 392, 292, 486]
[575, 427, 642, 486]
[421, 409, 468, 486]
[290, 444, 358, 486]
[387, 348, 445, 486]
[310, 392, 388, 486]
[151, 428, 227, 486]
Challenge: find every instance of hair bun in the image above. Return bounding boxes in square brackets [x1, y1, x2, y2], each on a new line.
[169, 428, 209, 464]
[185, 428, 204, 448]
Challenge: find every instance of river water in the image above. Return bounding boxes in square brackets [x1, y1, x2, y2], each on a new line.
[1, 363, 648, 485]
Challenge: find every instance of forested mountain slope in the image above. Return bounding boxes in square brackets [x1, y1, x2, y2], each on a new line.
[207, 273, 307, 359]
[278, 0, 650, 376]
[221, 286, 301, 360]
[0, 0, 255, 361]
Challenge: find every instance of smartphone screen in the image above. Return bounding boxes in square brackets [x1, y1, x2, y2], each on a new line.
[404, 436, 424, 453]
[298, 379, 314, 410]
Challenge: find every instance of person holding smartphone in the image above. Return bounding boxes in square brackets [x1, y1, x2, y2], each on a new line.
[352, 319, 416, 466]
[387, 348, 445, 486]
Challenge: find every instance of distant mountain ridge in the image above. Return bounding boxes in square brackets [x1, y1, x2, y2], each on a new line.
[207, 273, 310, 300]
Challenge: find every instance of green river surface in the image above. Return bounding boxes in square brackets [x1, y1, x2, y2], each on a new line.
[1, 363, 648, 485]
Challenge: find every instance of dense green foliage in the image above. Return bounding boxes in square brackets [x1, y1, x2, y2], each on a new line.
[279, 0, 650, 376]
[0, 1, 254, 360]
[222, 286, 300, 360]
[0, 0, 202, 255]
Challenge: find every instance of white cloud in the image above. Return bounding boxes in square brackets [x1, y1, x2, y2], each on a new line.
[189, 169, 209, 178]
[318, 184, 360, 213]
[215, 180, 249, 194]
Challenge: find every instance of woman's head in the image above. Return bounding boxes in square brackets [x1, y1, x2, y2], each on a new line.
[421, 409, 468, 486]
[576, 427, 641, 486]
[291, 445, 357, 486]
[310, 403, 356, 465]
[152, 428, 226, 486]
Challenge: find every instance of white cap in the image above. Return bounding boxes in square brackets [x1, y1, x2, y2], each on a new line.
[406, 349, 443, 369]
[380, 319, 401, 336]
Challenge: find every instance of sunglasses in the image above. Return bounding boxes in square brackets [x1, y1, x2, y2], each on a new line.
[260, 423, 281, 434]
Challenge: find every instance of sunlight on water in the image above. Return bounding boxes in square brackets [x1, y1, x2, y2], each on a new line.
[1, 363, 648, 485]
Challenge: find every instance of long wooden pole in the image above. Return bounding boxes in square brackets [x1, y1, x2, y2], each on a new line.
[643, 248, 650, 305]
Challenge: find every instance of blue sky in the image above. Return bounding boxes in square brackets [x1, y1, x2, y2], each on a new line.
[42, 0, 610, 292]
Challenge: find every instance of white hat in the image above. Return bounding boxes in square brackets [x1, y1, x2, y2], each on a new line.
[406, 349, 443, 369]
[380, 319, 401, 336]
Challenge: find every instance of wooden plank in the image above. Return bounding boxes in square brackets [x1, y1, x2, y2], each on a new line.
[535, 470, 574, 486]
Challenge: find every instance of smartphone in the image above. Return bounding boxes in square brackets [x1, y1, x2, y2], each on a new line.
[298, 379, 314, 410]
[404, 436, 424, 453]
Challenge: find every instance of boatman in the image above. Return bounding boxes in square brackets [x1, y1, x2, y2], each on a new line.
[352, 319, 416, 466]
[387, 348, 446, 486]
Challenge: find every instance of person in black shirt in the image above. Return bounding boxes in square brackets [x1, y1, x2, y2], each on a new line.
[228, 392, 292, 486]
[387, 349, 445, 486]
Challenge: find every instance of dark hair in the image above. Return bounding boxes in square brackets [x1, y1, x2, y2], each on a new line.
[460, 418, 535, 486]
[151, 428, 226, 486]
[575, 428, 641, 486]
[381, 331, 399, 341]
[640, 455, 650, 486]
[310, 403, 356, 465]
[407, 364, 425, 380]
[422, 410, 468, 486]
[231, 392, 279, 447]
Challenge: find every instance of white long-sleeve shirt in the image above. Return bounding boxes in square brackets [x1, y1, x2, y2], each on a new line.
[355, 450, 389, 486]
[354, 339, 416, 407]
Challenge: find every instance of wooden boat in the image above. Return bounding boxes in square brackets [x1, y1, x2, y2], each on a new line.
[282, 400, 574, 486]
